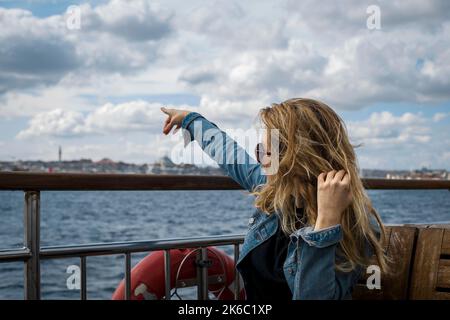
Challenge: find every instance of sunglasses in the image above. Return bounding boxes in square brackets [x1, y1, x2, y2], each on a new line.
[255, 143, 272, 164]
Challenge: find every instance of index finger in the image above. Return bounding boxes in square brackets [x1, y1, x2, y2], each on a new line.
[160, 107, 172, 116]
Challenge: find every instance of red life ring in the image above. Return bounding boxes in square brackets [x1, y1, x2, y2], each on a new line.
[112, 246, 245, 300]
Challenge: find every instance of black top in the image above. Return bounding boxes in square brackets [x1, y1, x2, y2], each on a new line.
[242, 207, 304, 301]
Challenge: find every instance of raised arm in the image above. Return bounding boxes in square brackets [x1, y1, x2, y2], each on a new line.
[161, 107, 266, 192]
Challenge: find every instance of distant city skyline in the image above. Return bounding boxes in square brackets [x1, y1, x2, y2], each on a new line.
[1, 155, 448, 173]
[2, 155, 449, 182]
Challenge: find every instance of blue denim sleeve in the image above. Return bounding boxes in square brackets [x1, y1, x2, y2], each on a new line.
[181, 112, 266, 192]
[293, 224, 365, 300]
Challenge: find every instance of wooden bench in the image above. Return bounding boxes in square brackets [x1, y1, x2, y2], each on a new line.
[353, 224, 450, 300]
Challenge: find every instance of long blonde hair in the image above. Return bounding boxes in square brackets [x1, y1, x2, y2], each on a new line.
[253, 98, 388, 273]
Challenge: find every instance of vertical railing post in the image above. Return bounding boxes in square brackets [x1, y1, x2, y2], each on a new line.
[24, 191, 40, 300]
[80, 256, 87, 300]
[163, 250, 171, 300]
[233, 243, 240, 300]
[124, 253, 131, 300]
[196, 247, 209, 300]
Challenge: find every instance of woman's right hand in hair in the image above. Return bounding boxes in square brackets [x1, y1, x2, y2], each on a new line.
[161, 107, 191, 135]
[315, 169, 353, 231]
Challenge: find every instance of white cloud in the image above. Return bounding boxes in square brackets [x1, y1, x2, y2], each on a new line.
[82, 101, 172, 134]
[2, 0, 450, 114]
[176, 0, 450, 113]
[177, 1, 288, 50]
[442, 151, 450, 161]
[81, 0, 173, 42]
[347, 111, 431, 147]
[348, 110, 450, 170]
[0, 86, 91, 118]
[16, 101, 195, 139]
[0, 1, 174, 94]
[16, 109, 85, 139]
[433, 112, 449, 122]
[1, 0, 450, 169]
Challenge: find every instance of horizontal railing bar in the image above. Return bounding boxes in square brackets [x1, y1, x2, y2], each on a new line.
[361, 178, 450, 190]
[0, 172, 449, 191]
[0, 248, 31, 262]
[39, 234, 245, 259]
[0, 172, 241, 191]
[3, 224, 450, 263]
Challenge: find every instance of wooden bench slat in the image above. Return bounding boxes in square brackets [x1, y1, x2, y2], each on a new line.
[435, 291, 450, 300]
[383, 226, 416, 299]
[353, 226, 416, 300]
[442, 229, 450, 255]
[410, 228, 445, 299]
[437, 259, 450, 289]
[352, 224, 450, 300]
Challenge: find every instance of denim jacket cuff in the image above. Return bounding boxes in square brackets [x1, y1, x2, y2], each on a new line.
[181, 112, 203, 147]
[296, 224, 342, 248]
[181, 112, 203, 130]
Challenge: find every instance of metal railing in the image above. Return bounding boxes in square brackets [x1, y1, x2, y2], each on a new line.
[0, 172, 449, 300]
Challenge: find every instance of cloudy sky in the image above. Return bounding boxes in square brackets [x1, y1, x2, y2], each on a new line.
[0, 0, 449, 170]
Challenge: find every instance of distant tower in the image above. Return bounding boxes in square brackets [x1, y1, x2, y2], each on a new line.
[58, 146, 62, 162]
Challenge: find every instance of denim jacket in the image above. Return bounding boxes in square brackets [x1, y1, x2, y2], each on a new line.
[181, 112, 370, 300]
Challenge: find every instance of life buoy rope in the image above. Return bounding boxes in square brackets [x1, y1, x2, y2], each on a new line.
[112, 246, 245, 300]
[171, 247, 228, 299]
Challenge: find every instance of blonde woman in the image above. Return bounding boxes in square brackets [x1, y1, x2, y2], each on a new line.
[160, 98, 387, 300]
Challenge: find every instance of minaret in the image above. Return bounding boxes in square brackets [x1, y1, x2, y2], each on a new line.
[58, 146, 62, 162]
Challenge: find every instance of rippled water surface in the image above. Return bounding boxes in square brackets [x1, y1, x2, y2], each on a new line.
[0, 189, 449, 299]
